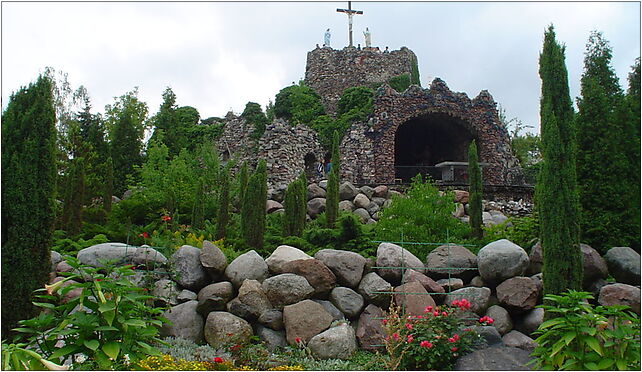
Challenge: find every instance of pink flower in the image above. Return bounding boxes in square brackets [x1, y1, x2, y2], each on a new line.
[433, 311, 440, 317]
[460, 299, 471, 309]
[424, 305, 433, 313]
[453, 334, 460, 341]
[448, 337, 456, 343]
[451, 346, 458, 352]
[405, 323, 413, 330]
[416, 315, 423, 319]
[451, 299, 460, 307]
[213, 357, 223, 363]
[295, 337, 302, 344]
[382, 319, 388, 325]
[442, 311, 448, 316]
[479, 316, 494, 325]
[392, 333, 400, 341]
[420, 341, 433, 349]
[407, 334, 414, 343]
[161, 215, 172, 222]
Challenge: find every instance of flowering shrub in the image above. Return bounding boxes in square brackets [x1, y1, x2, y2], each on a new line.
[382, 299, 485, 370]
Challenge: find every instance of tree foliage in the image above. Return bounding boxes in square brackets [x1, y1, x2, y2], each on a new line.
[216, 166, 231, 240]
[537, 25, 583, 298]
[283, 175, 307, 237]
[273, 83, 325, 125]
[1, 74, 57, 337]
[241, 101, 269, 140]
[241, 160, 267, 251]
[468, 140, 483, 239]
[326, 131, 341, 228]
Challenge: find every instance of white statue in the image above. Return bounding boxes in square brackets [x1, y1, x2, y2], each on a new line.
[324, 28, 331, 47]
[364, 27, 371, 48]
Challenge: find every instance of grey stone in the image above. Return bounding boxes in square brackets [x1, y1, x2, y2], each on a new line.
[515, 308, 544, 336]
[160, 300, 204, 343]
[371, 197, 386, 206]
[152, 279, 180, 306]
[477, 239, 529, 285]
[490, 210, 509, 225]
[453, 203, 465, 218]
[469, 276, 485, 287]
[485, 305, 513, 335]
[238, 279, 273, 318]
[393, 281, 436, 316]
[308, 324, 357, 360]
[315, 249, 367, 288]
[200, 240, 227, 277]
[204, 312, 253, 348]
[224, 250, 269, 288]
[50, 251, 62, 271]
[437, 278, 465, 291]
[318, 179, 328, 189]
[339, 182, 358, 200]
[177, 289, 197, 303]
[604, 247, 640, 285]
[366, 202, 380, 215]
[376, 242, 425, 284]
[283, 300, 333, 344]
[171, 245, 209, 291]
[471, 325, 503, 347]
[262, 273, 314, 310]
[197, 282, 234, 303]
[353, 193, 370, 209]
[502, 330, 537, 351]
[265, 245, 312, 274]
[360, 186, 375, 199]
[358, 272, 393, 308]
[445, 287, 491, 315]
[581, 243, 608, 287]
[307, 197, 326, 218]
[266, 200, 284, 214]
[307, 183, 326, 200]
[258, 309, 284, 330]
[526, 242, 542, 275]
[339, 200, 355, 212]
[330, 287, 365, 319]
[426, 244, 478, 281]
[373, 185, 388, 198]
[281, 259, 336, 296]
[598, 283, 641, 315]
[312, 300, 345, 321]
[454, 346, 534, 371]
[226, 297, 254, 319]
[353, 208, 371, 223]
[256, 325, 287, 351]
[78, 243, 167, 268]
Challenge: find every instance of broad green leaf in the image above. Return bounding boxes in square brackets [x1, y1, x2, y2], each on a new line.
[580, 326, 597, 336]
[539, 318, 564, 329]
[102, 341, 120, 360]
[583, 337, 603, 356]
[32, 302, 55, 309]
[12, 328, 36, 334]
[103, 310, 115, 326]
[98, 302, 116, 313]
[563, 331, 576, 345]
[94, 326, 119, 332]
[123, 319, 146, 327]
[597, 358, 614, 369]
[84, 339, 99, 351]
[551, 341, 565, 357]
[584, 362, 598, 370]
[50, 344, 79, 359]
[615, 359, 627, 370]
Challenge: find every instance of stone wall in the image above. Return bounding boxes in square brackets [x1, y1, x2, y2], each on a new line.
[304, 46, 417, 115]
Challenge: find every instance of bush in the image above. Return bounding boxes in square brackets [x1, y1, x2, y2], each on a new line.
[529, 290, 640, 370]
[387, 74, 412, 92]
[50, 232, 109, 256]
[273, 83, 325, 125]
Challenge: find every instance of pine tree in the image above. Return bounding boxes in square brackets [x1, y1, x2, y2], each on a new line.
[326, 131, 341, 228]
[238, 161, 249, 208]
[283, 176, 306, 237]
[241, 160, 267, 251]
[1, 75, 57, 337]
[468, 140, 483, 239]
[104, 155, 114, 213]
[537, 25, 583, 298]
[216, 167, 231, 240]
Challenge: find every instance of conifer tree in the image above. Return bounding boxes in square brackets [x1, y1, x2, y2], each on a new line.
[192, 179, 205, 229]
[104, 155, 114, 213]
[241, 160, 267, 251]
[283, 176, 306, 237]
[238, 161, 249, 207]
[576, 32, 640, 251]
[1, 75, 57, 337]
[216, 167, 231, 240]
[468, 140, 483, 239]
[537, 25, 583, 298]
[326, 131, 341, 228]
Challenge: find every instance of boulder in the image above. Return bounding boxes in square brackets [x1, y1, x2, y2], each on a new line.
[330, 287, 365, 319]
[515, 308, 544, 336]
[373, 185, 388, 198]
[200, 240, 227, 277]
[598, 283, 641, 315]
[604, 247, 640, 285]
[496, 277, 538, 313]
[197, 281, 233, 315]
[256, 325, 287, 351]
[371, 197, 386, 207]
[453, 190, 469, 203]
[581, 243, 608, 287]
[358, 272, 393, 308]
[315, 249, 367, 288]
[262, 273, 314, 310]
[204, 312, 253, 347]
[485, 305, 513, 335]
[353, 194, 370, 209]
[402, 269, 445, 297]
[360, 186, 375, 199]
[339, 182, 358, 201]
[455, 346, 534, 371]
[312, 300, 345, 321]
[152, 279, 180, 306]
[50, 276, 82, 303]
[469, 276, 485, 287]
[78, 243, 167, 268]
[353, 208, 371, 223]
[339, 200, 355, 212]
[171, 245, 209, 291]
[530, 273, 543, 301]
[526, 242, 543, 275]
[307, 197, 326, 218]
[56, 261, 74, 273]
[355, 304, 386, 351]
[453, 203, 465, 218]
[477, 239, 529, 285]
[266, 200, 284, 214]
[376, 242, 425, 284]
[471, 325, 503, 347]
[502, 330, 537, 351]
[237, 279, 273, 318]
[436, 278, 464, 291]
[308, 324, 357, 360]
[265, 245, 312, 274]
[282, 300, 333, 344]
[307, 183, 326, 200]
[445, 287, 491, 315]
[393, 281, 436, 316]
[365, 202, 380, 216]
[226, 298, 253, 319]
[268, 185, 286, 202]
[224, 250, 269, 288]
[490, 210, 509, 225]
[177, 289, 197, 303]
[50, 251, 62, 271]
[318, 179, 328, 189]
[258, 309, 284, 331]
[281, 259, 336, 296]
[482, 212, 494, 226]
[160, 300, 204, 343]
[426, 244, 478, 281]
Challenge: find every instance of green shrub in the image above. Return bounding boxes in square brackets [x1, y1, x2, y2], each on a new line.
[387, 74, 412, 92]
[50, 232, 109, 256]
[529, 290, 640, 370]
[273, 83, 325, 125]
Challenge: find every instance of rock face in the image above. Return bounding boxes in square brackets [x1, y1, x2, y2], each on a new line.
[313, 300, 345, 321]
[196, 281, 234, 315]
[282, 300, 333, 344]
[339, 182, 358, 200]
[266, 200, 284, 214]
[437, 278, 465, 291]
[604, 247, 641, 285]
[496, 277, 538, 313]
[259, 309, 284, 331]
[445, 287, 491, 315]
[358, 272, 393, 308]
[152, 279, 180, 306]
[224, 250, 269, 288]
[527, 242, 542, 276]
[485, 305, 513, 335]
[315, 249, 366, 288]
[581, 244, 608, 287]
[256, 325, 287, 351]
[356, 304, 386, 351]
[281, 259, 336, 296]
[308, 324, 357, 360]
[376, 242, 425, 283]
[402, 269, 445, 296]
[515, 308, 544, 336]
[455, 346, 534, 371]
[262, 274, 314, 310]
[237, 279, 273, 319]
[393, 281, 436, 316]
[265, 245, 312, 274]
[598, 283, 641, 315]
[502, 330, 537, 351]
[171, 245, 209, 291]
[425, 244, 478, 281]
[200, 240, 227, 277]
[330, 287, 365, 319]
[477, 239, 529, 285]
[78, 243, 167, 268]
[353, 194, 370, 209]
[307, 198, 326, 218]
[160, 300, 204, 343]
[307, 183, 326, 199]
[204, 312, 253, 347]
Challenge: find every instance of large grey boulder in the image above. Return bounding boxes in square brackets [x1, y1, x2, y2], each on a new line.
[515, 308, 544, 336]
[581, 243, 608, 287]
[315, 249, 366, 288]
[258, 309, 284, 331]
[282, 259, 336, 296]
[265, 245, 312, 274]
[402, 269, 445, 298]
[266, 200, 284, 214]
[437, 278, 465, 292]
[445, 287, 491, 315]
[426, 244, 478, 281]
[262, 273, 314, 310]
[204, 312, 253, 347]
[360, 185, 375, 199]
[365, 202, 380, 216]
[177, 289, 197, 303]
[196, 281, 234, 315]
[373, 185, 388, 198]
[358, 272, 393, 308]
[256, 325, 287, 351]
[200, 240, 227, 277]
[477, 239, 529, 285]
[376, 242, 425, 283]
[339, 200, 355, 212]
[312, 300, 345, 321]
[393, 281, 436, 316]
[353, 208, 371, 223]
[50, 251, 62, 271]
[224, 250, 269, 288]
[78, 243, 167, 268]
[604, 247, 640, 285]
[307, 197, 326, 218]
[237, 279, 273, 319]
[496, 277, 538, 313]
[330, 287, 364, 319]
[485, 305, 513, 335]
[160, 300, 204, 343]
[356, 304, 386, 351]
[353, 193, 371, 209]
[309, 324, 357, 360]
[171, 245, 209, 291]
[471, 325, 503, 347]
[339, 182, 359, 201]
[307, 183, 326, 200]
[152, 279, 180, 306]
[283, 300, 333, 344]
[598, 283, 641, 315]
[502, 330, 537, 351]
[526, 242, 543, 276]
[455, 346, 534, 371]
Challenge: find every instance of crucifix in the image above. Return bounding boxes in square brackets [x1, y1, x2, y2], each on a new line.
[336, 1, 363, 47]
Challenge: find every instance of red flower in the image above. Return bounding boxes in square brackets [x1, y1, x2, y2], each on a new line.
[392, 333, 400, 341]
[295, 337, 302, 344]
[406, 334, 414, 343]
[451, 346, 458, 352]
[432, 311, 439, 317]
[420, 341, 433, 349]
[442, 311, 448, 316]
[138, 232, 150, 239]
[453, 333, 460, 341]
[213, 357, 223, 363]
[424, 305, 433, 313]
[479, 316, 494, 325]
[161, 215, 172, 222]
[416, 315, 423, 319]
[382, 319, 388, 325]
[230, 344, 241, 351]
[448, 337, 456, 343]
[405, 323, 413, 330]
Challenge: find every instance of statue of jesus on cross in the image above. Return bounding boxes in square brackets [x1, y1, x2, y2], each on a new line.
[336, 1, 363, 47]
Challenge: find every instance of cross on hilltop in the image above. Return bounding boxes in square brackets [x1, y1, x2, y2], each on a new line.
[336, 1, 363, 47]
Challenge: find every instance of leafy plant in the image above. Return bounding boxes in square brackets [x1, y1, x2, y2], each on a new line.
[1, 342, 68, 371]
[529, 290, 640, 370]
[50, 232, 109, 256]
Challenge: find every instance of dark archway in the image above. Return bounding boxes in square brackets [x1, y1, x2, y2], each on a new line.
[304, 152, 317, 179]
[394, 113, 475, 182]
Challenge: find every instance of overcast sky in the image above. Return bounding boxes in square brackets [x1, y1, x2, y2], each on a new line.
[2, 1, 640, 134]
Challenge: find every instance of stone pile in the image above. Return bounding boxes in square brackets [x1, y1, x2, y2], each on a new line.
[50, 240, 640, 361]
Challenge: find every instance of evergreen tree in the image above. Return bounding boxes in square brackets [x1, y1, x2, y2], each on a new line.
[150, 87, 189, 157]
[216, 167, 231, 240]
[78, 96, 109, 205]
[104, 155, 114, 213]
[241, 160, 267, 251]
[237, 161, 249, 206]
[576, 31, 640, 252]
[1, 75, 57, 337]
[326, 131, 341, 228]
[298, 172, 308, 232]
[468, 140, 483, 239]
[241, 102, 269, 140]
[192, 179, 205, 229]
[283, 176, 306, 237]
[537, 25, 583, 298]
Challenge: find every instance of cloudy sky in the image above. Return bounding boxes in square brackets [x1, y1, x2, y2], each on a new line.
[2, 1, 640, 134]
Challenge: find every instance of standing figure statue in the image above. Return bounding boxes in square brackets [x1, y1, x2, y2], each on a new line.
[363, 27, 371, 48]
[324, 28, 331, 47]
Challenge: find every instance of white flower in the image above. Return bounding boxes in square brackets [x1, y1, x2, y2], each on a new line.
[74, 354, 87, 364]
[123, 354, 130, 365]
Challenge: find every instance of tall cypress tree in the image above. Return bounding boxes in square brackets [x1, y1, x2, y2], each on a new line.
[104, 155, 114, 213]
[1, 75, 57, 337]
[216, 167, 231, 240]
[237, 161, 249, 208]
[326, 131, 341, 228]
[468, 140, 483, 239]
[537, 25, 583, 298]
[241, 160, 267, 251]
[576, 32, 640, 252]
[283, 175, 306, 237]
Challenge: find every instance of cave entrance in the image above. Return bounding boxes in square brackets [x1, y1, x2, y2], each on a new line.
[394, 114, 475, 182]
[304, 152, 317, 179]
